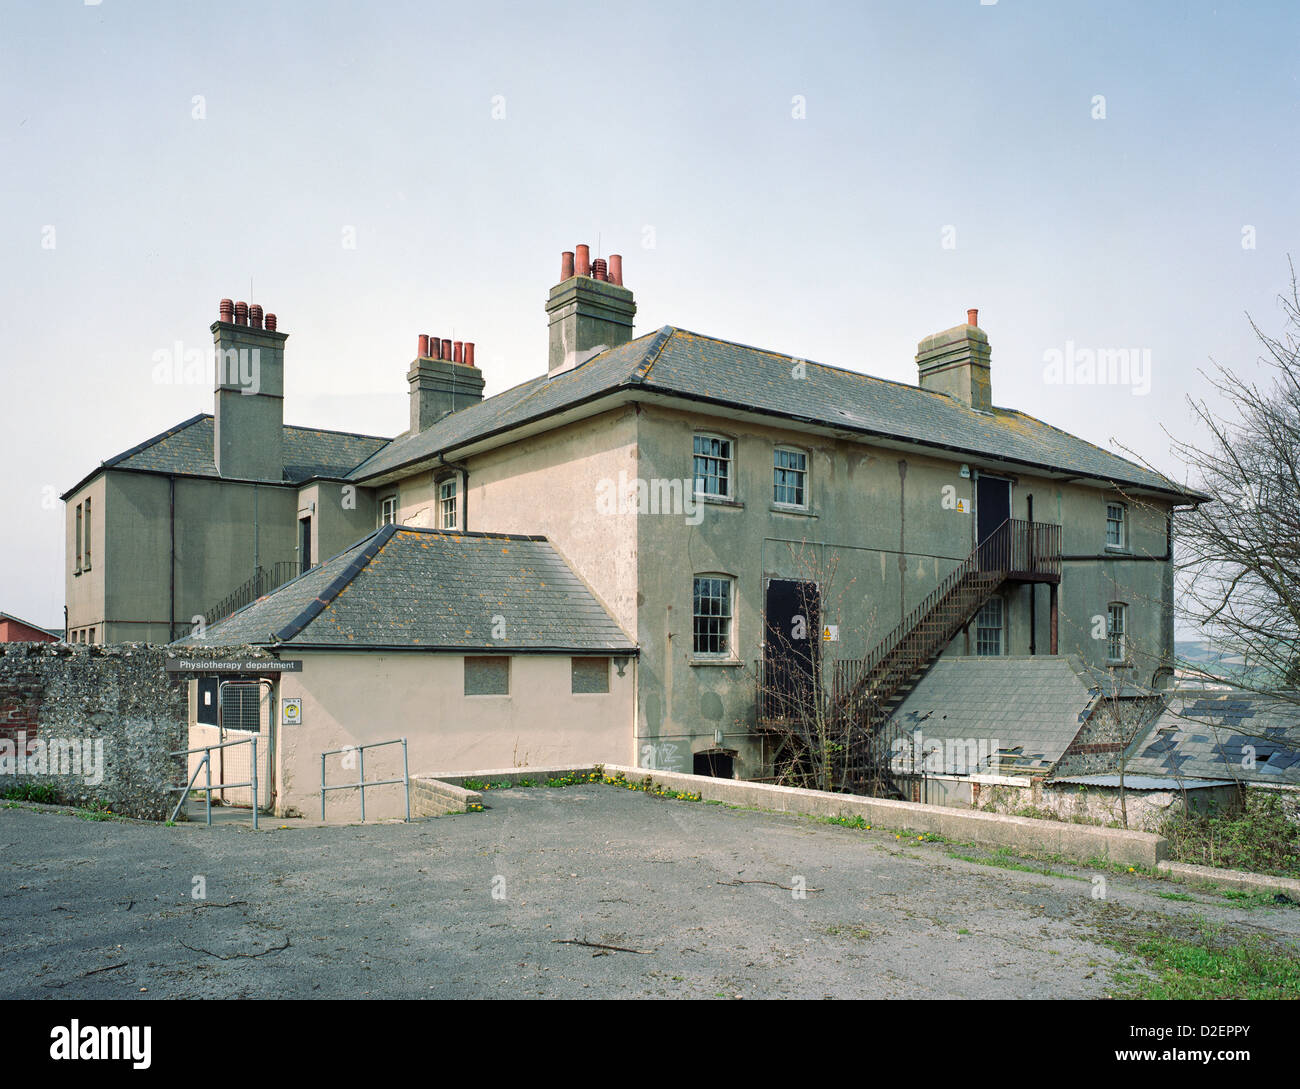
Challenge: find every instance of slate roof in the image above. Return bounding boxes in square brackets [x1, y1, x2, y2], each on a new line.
[1125, 691, 1300, 785]
[349, 326, 1199, 498]
[882, 656, 1123, 774]
[177, 525, 636, 653]
[63, 413, 390, 495]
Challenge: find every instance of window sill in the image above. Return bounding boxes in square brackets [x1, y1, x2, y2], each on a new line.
[695, 495, 743, 509]
[1104, 546, 1130, 555]
[690, 657, 744, 667]
[770, 504, 815, 517]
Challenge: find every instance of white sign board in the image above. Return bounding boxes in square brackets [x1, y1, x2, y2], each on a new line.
[281, 698, 302, 726]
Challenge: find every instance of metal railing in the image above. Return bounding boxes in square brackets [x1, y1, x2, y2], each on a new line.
[168, 736, 259, 828]
[320, 737, 410, 823]
[203, 560, 302, 627]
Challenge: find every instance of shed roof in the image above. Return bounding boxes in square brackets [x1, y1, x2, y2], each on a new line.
[177, 524, 636, 653]
[1125, 690, 1300, 785]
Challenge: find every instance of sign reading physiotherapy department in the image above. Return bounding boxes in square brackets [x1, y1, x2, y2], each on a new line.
[165, 658, 303, 674]
[281, 698, 302, 726]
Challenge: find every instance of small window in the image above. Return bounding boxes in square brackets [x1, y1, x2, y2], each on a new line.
[693, 434, 733, 499]
[74, 503, 83, 573]
[1106, 503, 1126, 548]
[438, 478, 458, 530]
[975, 597, 1003, 656]
[773, 447, 808, 508]
[464, 656, 510, 696]
[1107, 603, 1127, 662]
[83, 497, 92, 570]
[87, 627, 95, 645]
[380, 496, 398, 526]
[693, 575, 733, 656]
[571, 657, 610, 694]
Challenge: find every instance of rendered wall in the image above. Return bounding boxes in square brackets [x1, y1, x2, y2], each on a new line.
[270, 650, 637, 821]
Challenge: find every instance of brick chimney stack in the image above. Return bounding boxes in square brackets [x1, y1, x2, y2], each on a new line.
[408, 330, 485, 434]
[545, 243, 635, 374]
[916, 308, 992, 411]
[211, 298, 288, 479]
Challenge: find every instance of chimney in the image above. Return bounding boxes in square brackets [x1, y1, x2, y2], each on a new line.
[916, 308, 992, 411]
[545, 243, 636, 374]
[211, 298, 288, 479]
[408, 331, 485, 433]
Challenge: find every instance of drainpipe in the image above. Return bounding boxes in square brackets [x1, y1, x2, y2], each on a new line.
[169, 475, 176, 643]
[1027, 495, 1036, 655]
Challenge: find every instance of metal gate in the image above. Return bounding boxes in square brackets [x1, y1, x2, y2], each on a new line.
[215, 679, 274, 810]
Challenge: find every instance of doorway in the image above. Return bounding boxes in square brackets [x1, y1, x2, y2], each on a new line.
[763, 578, 820, 719]
[976, 475, 1012, 569]
[694, 751, 735, 778]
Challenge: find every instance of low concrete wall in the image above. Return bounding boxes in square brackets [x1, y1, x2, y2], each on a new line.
[1157, 860, 1300, 899]
[598, 765, 1167, 866]
[411, 762, 1167, 866]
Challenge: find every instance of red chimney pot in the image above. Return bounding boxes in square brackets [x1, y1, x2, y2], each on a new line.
[575, 244, 591, 278]
[608, 254, 623, 286]
[418, 334, 430, 358]
[464, 342, 475, 367]
[592, 258, 608, 282]
[265, 313, 277, 331]
[561, 251, 575, 280]
[219, 298, 234, 322]
[967, 308, 979, 327]
[249, 304, 263, 330]
[453, 340, 463, 364]
[234, 301, 248, 326]
[441, 338, 452, 361]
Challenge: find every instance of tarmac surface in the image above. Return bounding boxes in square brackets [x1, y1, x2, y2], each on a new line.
[3, 785, 1298, 999]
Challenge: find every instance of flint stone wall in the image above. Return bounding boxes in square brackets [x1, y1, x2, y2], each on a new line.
[0, 642, 272, 820]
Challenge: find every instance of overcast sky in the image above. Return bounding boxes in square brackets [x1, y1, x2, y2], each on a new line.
[2, 0, 1297, 630]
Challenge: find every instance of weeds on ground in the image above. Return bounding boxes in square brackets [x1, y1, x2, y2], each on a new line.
[1104, 916, 1300, 999]
[2, 783, 62, 805]
[1160, 793, 1300, 880]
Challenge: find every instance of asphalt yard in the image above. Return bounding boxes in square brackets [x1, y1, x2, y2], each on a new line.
[3, 784, 1297, 999]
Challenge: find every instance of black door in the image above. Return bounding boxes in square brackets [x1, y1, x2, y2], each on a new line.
[763, 579, 820, 718]
[976, 476, 1011, 569]
[299, 517, 312, 570]
[197, 677, 219, 726]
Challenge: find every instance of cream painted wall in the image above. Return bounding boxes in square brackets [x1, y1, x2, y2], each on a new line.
[268, 650, 636, 821]
[466, 407, 640, 634]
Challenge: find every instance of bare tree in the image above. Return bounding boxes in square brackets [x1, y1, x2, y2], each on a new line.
[1171, 261, 1300, 697]
[746, 541, 887, 793]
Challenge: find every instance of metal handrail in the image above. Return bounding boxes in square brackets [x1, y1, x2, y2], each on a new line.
[168, 736, 259, 828]
[320, 737, 410, 823]
[834, 518, 1061, 707]
[203, 560, 301, 627]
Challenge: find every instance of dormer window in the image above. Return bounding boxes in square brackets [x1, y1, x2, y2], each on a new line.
[380, 496, 398, 526]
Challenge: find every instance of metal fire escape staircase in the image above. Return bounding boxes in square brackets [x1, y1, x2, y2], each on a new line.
[832, 518, 1061, 782]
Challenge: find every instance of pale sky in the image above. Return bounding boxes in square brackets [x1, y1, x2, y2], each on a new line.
[2, 0, 1297, 630]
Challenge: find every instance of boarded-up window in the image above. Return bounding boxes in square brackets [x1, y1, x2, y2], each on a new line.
[571, 657, 609, 694]
[465, 656, 510, 696]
